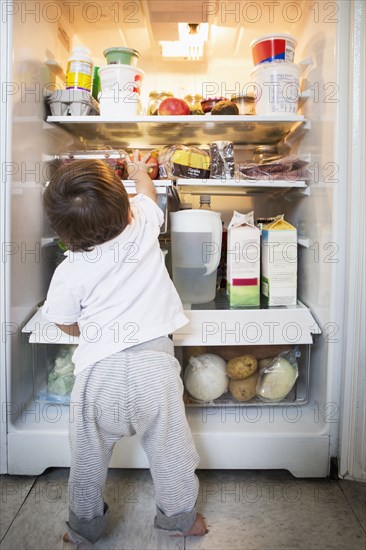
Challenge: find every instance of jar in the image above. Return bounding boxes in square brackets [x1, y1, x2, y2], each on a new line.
[252, 145, 280, 163]
[231, 94, 255, 115]
[184, 94, 204, 114]
[148, 90, 174, 115]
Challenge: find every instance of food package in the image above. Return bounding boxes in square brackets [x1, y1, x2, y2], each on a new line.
[236, 155, 310, 181]
[209, 141, 235, 179]
[184, 353, 229, 403]
[261, 215, 297, 306]
[227, 210, 260, 307]
[45, 345, 77, 402]
[256, 348, 300, 402]
[158, 145, 210, 179]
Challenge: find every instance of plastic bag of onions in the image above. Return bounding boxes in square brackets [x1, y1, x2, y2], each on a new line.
[184, 353, 229, 403]
[256, 348, 300, 402]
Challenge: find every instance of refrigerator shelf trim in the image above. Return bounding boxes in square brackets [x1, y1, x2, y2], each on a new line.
[23, 301, 321, 345]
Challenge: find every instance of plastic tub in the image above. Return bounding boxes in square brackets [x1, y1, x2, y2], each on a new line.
[103, 47, 140, 66]
[250, 34, 297, 65]
[251, 62, 300, 115]
[98, 90, 140, 117]
[98, 64, 144, 94]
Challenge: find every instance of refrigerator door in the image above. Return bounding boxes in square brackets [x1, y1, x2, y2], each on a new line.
[338, 0, 366, 481]
[0, 12, 12, 474]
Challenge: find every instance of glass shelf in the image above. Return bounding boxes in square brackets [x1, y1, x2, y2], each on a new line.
[46, 114, 306, 147]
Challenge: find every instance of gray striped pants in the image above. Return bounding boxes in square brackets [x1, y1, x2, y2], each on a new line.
[67, 337, 200, 544]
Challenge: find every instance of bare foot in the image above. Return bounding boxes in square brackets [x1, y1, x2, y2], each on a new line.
[63, 533, 72, 543]
[171, 513, 208, 537]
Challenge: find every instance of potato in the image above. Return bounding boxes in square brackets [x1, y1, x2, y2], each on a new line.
[258, 357, 274, 370]
[226, 354, 257, 380]
[229, 371, 260, 402]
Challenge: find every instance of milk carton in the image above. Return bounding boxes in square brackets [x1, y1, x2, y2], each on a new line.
[261, 215, 297, 306]
[227, 211, 260, 307]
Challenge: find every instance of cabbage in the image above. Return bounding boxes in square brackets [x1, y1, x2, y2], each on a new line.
[256, 356, 298, 401]
[184, 353, 229, 403]
[47, 346, 77, 396]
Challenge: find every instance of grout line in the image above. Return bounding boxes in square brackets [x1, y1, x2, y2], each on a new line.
[0, 475, 38, 544]
[337, 480, 366, 535]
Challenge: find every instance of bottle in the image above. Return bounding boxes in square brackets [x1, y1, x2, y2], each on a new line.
[66, 47, 93, 92]
[199, 195, 211, 210]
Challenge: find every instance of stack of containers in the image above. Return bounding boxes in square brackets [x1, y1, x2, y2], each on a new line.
[98, 47, 144, 116]
[249, 34, 300, 115]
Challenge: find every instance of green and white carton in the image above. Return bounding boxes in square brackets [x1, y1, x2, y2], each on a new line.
[261, 215, 297, 306]
[227, 210, 260, 307]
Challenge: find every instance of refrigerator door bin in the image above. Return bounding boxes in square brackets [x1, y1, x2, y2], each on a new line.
[175, 344, 310, 407]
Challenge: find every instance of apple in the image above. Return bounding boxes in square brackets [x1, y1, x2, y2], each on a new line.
[128, 150, 159, 180]
[158, 97, 190, 116]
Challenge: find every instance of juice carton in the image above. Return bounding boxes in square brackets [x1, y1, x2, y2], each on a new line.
[261, 215, 297, 306]
[227, 211, 260, 307]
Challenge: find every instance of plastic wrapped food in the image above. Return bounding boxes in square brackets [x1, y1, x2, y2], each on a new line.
[47, 346, 77, 397]
[256, 348, 300, 402]
[158, 145, 210, 179]
[209, 141, 234, 179]
[237, 155, 310, 181]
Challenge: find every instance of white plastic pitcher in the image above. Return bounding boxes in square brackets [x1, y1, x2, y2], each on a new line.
[170, 210, 222, 305]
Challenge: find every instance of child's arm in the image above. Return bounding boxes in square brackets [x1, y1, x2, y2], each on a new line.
[126, 150, 157, 203]
[56, 322, 80, 337]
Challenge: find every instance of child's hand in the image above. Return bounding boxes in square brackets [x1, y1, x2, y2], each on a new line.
[126, 150, 152, 179]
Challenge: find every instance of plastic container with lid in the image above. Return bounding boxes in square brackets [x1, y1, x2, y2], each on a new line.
[250, 34, 297, 65]
[66, 47, 94, 92]
[103, 47, 140, 66]
[148, 91, 174, 115]
[251, 62, 300, 115]
[98, 64, 145, 95]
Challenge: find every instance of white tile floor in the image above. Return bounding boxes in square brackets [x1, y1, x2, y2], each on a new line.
[0, 468, 365, 550]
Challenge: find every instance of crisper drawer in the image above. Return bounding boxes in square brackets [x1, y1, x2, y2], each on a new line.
[175, 344, 311, 407]
[31, 342, 76, 404]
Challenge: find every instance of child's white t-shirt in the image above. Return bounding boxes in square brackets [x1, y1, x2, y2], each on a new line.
[42, 194, 189, 375]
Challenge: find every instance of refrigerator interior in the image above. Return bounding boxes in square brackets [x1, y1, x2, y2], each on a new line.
[4, 0, 350, 476]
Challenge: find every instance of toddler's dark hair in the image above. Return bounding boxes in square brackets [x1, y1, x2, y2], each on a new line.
[43, 160, 130, 252]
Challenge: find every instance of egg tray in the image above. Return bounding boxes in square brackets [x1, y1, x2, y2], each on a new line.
[47, 89, 100, 116]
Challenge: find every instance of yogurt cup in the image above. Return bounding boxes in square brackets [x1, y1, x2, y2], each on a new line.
[251, 62, 300, 115]
[250, 34, 297, 65]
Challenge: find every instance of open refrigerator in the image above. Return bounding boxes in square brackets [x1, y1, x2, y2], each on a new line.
[0, 1, 365, 480]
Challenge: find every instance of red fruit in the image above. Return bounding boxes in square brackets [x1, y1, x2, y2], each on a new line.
[128, 151, 159, 180]
[158, 98, 190, 116]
